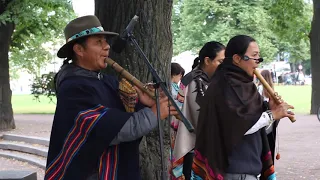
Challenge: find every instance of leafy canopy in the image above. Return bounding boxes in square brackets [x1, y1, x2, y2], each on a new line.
[172, 0, 312, 63]
[0, 0, 76, 74]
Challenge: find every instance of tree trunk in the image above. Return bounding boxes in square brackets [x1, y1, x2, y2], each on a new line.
[95, 0, 173, 179]
[310, 0, 320, 114]
[0, 21, 15, 130]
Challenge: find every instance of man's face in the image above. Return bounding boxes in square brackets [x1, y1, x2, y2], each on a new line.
[75, 35, 110, 71]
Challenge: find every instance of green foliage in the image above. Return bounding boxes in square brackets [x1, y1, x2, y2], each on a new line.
[9, 65, 20, 80]
[302, 59, 311, 75]
[0, 0, 76, 100]
[30, 72, 56, 102]
[172, 0, 278, 62]
[0, 0, 76, 74]
[172, 0, 183, 55]
[267, 0, 312, 63]
[10, 35, 52, 75]
[172, 0, 312, 63]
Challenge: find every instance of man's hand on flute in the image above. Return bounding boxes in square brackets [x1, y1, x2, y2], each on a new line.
[134, 86, 178, 120]
[143, 82, 166, 98]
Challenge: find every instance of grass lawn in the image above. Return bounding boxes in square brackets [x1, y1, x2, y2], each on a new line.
[274, 85, 311, 114]
[12, 95, 56, 114]
[11, 85, 312, 114]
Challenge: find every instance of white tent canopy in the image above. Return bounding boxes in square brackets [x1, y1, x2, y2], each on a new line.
[171, 51, 197, 75]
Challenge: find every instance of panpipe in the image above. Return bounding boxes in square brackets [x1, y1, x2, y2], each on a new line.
[105, 57, 155, 99]
[106, 58, 183, 121]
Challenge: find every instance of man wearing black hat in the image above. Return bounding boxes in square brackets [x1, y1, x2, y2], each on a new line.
[44, 15, 177, 180]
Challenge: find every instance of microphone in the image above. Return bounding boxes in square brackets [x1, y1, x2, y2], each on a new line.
[112, 15, 139, 53]
[121, 15, 139, 39]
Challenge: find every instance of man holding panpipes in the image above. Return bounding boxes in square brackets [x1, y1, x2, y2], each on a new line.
[45, 15, 177, 180]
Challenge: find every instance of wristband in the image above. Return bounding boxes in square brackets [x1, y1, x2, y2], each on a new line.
[266, 110, 275, 126]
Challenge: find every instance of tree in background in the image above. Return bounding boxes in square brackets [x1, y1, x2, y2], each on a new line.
[267, 0, 312, 70]
[172, 0, 278, 62]
[172, 0, 312, 65]
[0, 0, 75, 130]
[95, 0, 172, 179]
[310, 0, 320, 114]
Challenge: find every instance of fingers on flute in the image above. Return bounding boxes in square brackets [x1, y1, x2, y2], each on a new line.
[288, 104, 295, 109]
[169, 106, 177, 111]
[160, 96, 168, 103]
[287, 111, 295, 115]
[134, 86, 145, 93]
[170, 111, 179, 116]
[281, 102, 294, 110]
[287, 113, 295, 120]
[285, 108, 295, 120]
[169, 107, 179, 116]
[133, 86, 140, 92]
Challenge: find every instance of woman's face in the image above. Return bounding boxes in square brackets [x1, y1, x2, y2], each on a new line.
[205, 49, 225, 78]
[234, 41, 261, 76]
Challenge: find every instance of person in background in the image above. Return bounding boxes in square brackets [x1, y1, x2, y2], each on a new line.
[177, 67, 186, 104]
[171, 62, 185, 116]
[257, 69, 280, 162]
[270, 69, 275, 83]
[169, 62, 185, 179]
[170, 63, 184, 131]
[257, 70, 273, 102]
[171, 41, 226, 180]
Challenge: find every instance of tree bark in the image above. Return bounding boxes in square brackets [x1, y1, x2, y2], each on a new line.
[310, 0, 320, 114]
[95, 0, 173, 179]
[0, 21, 15, 130]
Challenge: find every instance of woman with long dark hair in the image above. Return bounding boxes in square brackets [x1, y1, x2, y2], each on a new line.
[192, 35, 294, 180]
[170, 41, 225, 180]
[258, 69, 280, 163]
[258, 70, 274, 101]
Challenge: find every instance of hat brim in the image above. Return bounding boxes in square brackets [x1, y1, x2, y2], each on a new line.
[57, 31, 119, 58]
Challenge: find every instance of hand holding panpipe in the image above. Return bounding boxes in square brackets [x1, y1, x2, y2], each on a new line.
[253, 69, 296, 122]
[105, 57, 181, 119]
[105, 57, 156, 98]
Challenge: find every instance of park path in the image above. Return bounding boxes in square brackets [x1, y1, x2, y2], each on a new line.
[0, 114, 320, 179]
[274, 114, 320, 179]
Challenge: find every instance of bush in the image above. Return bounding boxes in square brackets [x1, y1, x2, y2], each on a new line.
[31, 72, 56, 102]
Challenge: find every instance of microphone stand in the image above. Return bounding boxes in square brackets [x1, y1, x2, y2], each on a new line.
[126, 32, 194, 180]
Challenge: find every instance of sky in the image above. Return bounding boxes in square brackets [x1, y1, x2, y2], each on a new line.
[72, 0, 95, 17]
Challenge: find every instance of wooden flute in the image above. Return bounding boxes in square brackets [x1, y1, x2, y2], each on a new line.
[105, 57, 155, 98]
[253, 69, 296, 122]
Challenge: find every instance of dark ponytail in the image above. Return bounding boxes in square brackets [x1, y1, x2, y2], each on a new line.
[60, 36, 88, 68]
[196, 41, 225, 68]
[192, 57, 201, 69]
[60, 58, 72, 69]
[63, 59, 70, 65]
